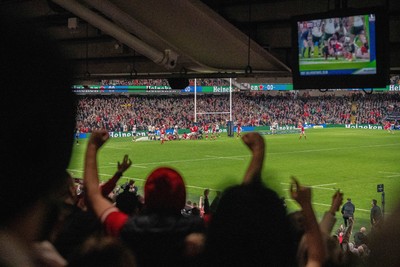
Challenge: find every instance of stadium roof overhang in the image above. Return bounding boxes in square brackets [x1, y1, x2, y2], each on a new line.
[2, 0, 292, 83]
[2, 0, 399, 85]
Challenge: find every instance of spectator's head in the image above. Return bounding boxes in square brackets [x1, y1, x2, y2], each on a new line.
[347, 198, 352, 202]
[116, 191, 142, 216]
[204, 183, 296, 266]
[144, 167, 186, 214]
[204, 189, 210, 197]
[0, 14, 76, 236]
[360, 227, 367, 233]
[372, 199, 378, 206]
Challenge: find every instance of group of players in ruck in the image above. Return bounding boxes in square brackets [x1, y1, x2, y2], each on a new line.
[149, 122, 225, 144]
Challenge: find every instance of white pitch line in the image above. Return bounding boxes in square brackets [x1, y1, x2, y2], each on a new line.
[281, 182, 337, 191]
[131, 165, 148, 168]
[379, 171, 400, 175]
[280, 182, 336, 187]
[311, 183, 337, 187]
[385, 174, 400, 177]
[104, 146, 132, 150]
[205, 155, 245, 161]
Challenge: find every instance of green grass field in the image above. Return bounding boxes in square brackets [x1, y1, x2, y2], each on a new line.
[68, 128, 400, 238]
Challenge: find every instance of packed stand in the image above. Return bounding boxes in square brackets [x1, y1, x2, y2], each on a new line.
[75, 92, 400, 133]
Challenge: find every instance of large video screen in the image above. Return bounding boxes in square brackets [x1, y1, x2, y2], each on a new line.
[291, 7, 389, 90]
[297, 14, 376, 75]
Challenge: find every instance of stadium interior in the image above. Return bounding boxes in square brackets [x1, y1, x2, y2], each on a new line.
[1, 0, 399, 85]
[2, 1, 400, 266]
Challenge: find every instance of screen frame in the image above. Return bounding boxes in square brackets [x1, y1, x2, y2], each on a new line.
[291, 6, 389, 90]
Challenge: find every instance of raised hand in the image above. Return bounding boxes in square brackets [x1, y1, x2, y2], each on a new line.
[89, 130, 109, 149]
[290, 176, 325, 265]
[290, 176, 312, 208]
[241, 132, 265, 185]
[241, 132, 265, 155]
[118, 154, 132, 173]
[330, 190, 344, 214]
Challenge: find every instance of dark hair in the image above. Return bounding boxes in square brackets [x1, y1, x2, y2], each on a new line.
[0, 16, 76, 224]
[372, 199, 378, 205]
[116, 191, 142, 216]
[204, 183, 297, 266]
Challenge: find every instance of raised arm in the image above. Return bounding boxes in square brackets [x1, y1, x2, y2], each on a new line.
[241, 132, 265, 185]
[101, 154, 132, 197]
[290, 177, 325, 267]
[84, 130, 115, 218]
[320, 190, 343, 235]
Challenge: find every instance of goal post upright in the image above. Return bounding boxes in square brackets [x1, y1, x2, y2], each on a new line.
[229, 78, 232, 121]
[194, 78, 197, 123]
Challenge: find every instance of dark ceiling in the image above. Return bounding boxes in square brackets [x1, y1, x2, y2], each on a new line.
[1, 0, 399, 83]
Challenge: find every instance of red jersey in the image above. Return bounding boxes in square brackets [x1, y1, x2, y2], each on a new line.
[204, 125, 209, 132]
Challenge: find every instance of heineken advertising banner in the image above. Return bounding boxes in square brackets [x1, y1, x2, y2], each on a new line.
[345, 124, 384, 130]
[107, 128, 229, 139]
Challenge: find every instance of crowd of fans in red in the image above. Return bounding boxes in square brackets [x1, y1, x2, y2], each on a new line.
[75, 92, 400, 133]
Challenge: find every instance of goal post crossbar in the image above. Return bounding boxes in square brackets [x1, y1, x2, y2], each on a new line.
[194, 78, 233, 123]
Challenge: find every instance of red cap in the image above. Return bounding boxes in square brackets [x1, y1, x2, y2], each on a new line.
[144, 167, 186, 213]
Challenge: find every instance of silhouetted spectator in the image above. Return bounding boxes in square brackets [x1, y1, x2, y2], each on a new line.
[0, 14, 77, 267]
[83, 130, 205, 267]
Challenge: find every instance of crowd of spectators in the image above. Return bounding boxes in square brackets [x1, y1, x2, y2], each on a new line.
[100, 79, 230, 87]
[75, 92, 400, 133]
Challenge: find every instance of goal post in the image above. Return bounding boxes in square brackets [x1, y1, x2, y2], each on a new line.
[194, 78, 233, 134]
